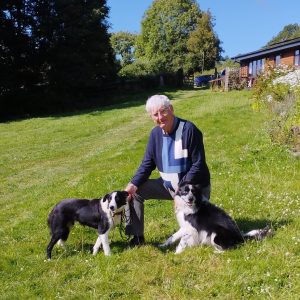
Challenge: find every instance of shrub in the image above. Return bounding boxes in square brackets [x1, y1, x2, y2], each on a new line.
[252, 65, 300, 152]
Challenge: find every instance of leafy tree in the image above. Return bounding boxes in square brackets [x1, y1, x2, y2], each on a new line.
[118, 58, 154, 78]
[0, 1, 37, 97]
[135, 0, 222, 81]
[187, 11, 222, 72]
[110, 31, 137, 67]
[47, 0, 116, 94]
[136, 0, 201, 76]
[1, 0, 116, 117]
[266, 23, 300, 46]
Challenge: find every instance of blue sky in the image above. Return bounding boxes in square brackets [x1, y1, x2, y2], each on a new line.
[107, 0, 300, 58]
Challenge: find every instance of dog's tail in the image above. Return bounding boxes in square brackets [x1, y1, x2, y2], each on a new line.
[47, 207, 56, 233]
[242, 226, 273, 241]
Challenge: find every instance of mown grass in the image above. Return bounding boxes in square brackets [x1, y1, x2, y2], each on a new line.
[0, 89, 299, 299]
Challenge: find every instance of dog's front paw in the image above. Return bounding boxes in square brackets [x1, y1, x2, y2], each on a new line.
[158, 242, 168, 248]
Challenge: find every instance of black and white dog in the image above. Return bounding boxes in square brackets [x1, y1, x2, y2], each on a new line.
[159, 183, 271, 254]
[47, 191, 129, 260]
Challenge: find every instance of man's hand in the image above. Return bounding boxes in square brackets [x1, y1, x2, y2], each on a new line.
[125, 183, 138, 200]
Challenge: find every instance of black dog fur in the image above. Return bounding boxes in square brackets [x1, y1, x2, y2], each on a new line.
[47, 191, 129, 259]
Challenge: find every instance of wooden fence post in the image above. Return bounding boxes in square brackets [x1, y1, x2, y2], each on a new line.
[224, 67, 230, 92]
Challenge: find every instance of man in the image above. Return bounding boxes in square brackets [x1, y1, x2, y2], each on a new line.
[125, 94, 210, 246]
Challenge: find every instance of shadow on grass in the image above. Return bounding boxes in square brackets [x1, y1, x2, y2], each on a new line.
[1, 86, 196, 123]
[48, 217, 292, 258]
[235, 217, 291, 232]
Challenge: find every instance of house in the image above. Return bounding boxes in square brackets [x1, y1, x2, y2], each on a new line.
[232, 37, 300, 82]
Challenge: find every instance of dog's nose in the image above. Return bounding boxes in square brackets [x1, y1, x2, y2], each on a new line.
[109, 206, 115, 210]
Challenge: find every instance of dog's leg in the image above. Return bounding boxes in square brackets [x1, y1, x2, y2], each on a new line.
[46, 236, 60, 260]
[92, 235, 102, 255]
[175, 233, 193, 254]
[159, 228, 185, 248]
[100, 232, 111, 256]
[210, 232, 225, 253]
[57, 239, 66, 248]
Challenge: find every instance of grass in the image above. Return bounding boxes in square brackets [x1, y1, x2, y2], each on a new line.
[0, 89, 299, 299]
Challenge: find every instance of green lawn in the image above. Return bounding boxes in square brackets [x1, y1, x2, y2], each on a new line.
[1, 89, 299, 299]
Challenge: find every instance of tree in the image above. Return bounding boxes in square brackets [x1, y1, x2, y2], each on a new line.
[0, 1, 37, 97]
[187, 11, 222, 72]
[46, 0, 116, 95]
[110, 31, 137, 67]
[1, 0, 117, 117]
[136, 0, 201, 76]
[266, 23, 300, 46]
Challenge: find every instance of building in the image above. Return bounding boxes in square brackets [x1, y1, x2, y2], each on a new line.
[232, 37, 300, 81]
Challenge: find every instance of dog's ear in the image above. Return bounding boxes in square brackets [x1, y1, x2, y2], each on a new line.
[168, 188, 176, 199]
[122, 191, 129, 197]
[102, 194, 110, 202]
[122, 191, 130, 201]
[193, 183, 202, 191]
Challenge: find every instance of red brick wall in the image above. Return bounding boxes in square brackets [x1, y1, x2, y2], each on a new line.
[281, 49, 295, 66]
[240, 64, 248, 78]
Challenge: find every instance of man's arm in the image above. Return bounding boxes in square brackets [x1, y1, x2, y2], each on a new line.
[126, 131, 156, 194]
[181, 124, 210, 186]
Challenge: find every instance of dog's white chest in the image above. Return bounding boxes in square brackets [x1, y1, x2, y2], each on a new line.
[176, 211, 196, 234]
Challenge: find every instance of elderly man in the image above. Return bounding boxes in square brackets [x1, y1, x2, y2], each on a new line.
[125, 94, 210, 246]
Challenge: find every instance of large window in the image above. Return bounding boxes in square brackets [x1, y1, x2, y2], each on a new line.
[248, 62, 253, 75]
[248, 59, 265, 77]
[275, 55, 281, 66]
[295, 50, 300, 66]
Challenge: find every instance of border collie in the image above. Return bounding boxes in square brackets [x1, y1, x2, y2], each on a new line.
[47, 191, 129, 259]
[159, 183, 271, 254]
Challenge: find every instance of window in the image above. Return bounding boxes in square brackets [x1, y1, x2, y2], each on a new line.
[248, 62, 253, 75]
[275, 55, 281, 66]
[261, 58, 265, 71]
[249, 59, 265, 77]
[252, 60, 257, 76]
[295, 50, 300, 66]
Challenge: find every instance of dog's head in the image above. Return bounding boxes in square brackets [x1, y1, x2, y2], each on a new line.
[102, 191, 129, 215]
[174, 182, 203, 212]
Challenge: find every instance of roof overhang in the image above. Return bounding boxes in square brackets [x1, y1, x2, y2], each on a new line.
[232, 40, 300, 62]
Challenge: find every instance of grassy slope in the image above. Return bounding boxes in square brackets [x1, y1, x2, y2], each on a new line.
[0, 89, 299, 299]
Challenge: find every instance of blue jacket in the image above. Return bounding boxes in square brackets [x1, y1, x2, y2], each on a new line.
[131, 117, 210, 191]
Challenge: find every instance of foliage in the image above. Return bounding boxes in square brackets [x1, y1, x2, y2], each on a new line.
[1, 89, 299, 299]
[110, 31, 137, 67]
[228, 69, 247, 90]
[187, 11, 222, 72]
[216, 59, 240, 71]
[0, 0, 116, 116]
[266, 23, 300, 46]
[118, 58, 154, 78]
[252, 65, 300, 151]
[135, 0, 221, 76]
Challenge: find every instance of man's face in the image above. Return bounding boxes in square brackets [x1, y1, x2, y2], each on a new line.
[150, 105, 174, 133]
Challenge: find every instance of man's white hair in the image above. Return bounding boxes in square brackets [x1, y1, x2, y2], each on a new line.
[145, 95, 171, 114]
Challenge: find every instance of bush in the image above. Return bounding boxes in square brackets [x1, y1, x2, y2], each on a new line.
[252, 65, 300, 152]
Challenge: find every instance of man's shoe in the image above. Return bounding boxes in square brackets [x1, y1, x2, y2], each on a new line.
[129, 235, 145, 247]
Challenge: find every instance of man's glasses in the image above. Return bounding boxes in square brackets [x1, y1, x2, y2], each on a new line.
[152, 107, 170, 118]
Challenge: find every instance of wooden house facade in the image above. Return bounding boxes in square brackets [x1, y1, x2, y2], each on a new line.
[232, 37, 300, 81]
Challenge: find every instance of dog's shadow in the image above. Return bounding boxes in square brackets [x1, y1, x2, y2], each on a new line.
[50, 218, 291, 258]
[235, 217, 291, 233]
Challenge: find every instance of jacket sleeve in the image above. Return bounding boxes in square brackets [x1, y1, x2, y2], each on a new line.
[130, 131, 156, 187]
[181, 124, 210, 186]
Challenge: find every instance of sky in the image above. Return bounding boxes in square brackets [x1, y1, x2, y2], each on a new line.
[107, 0, 300, 58]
